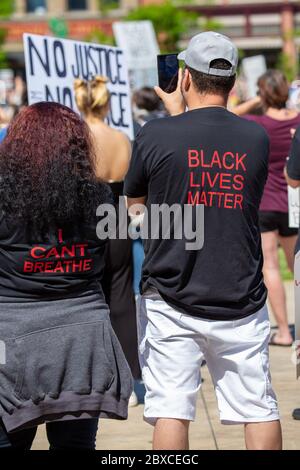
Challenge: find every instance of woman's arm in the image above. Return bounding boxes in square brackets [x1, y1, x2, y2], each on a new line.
[284, 166, 300, 188]
[231, 96, 262, 116]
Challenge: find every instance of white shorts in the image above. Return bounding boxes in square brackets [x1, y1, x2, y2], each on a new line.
[138, 292, 280, 425]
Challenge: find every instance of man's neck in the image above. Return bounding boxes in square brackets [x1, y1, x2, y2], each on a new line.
[187, 94, 227, 111]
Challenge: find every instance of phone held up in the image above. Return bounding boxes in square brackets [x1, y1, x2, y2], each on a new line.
[157, 54, 179, 94]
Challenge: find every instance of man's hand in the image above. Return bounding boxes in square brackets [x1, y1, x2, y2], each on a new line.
[154, 68, 185, 116]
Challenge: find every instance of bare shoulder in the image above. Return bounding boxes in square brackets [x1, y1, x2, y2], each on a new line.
[113, 128, 130, 144]
[111, 128, 131, 152]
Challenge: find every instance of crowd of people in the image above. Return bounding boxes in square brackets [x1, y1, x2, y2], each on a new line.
[0, 31, 300, 450]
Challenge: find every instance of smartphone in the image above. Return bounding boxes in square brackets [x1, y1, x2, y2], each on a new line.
[157, 54, 179, 93]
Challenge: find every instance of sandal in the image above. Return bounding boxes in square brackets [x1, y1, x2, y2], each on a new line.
[269, 332, 293, 347]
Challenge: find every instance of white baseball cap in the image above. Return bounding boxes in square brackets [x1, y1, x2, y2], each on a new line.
[178, 31, 238, 77]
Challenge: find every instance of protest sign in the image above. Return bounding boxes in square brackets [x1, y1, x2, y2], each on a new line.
[288, 186, 300, 228]
[113, 21, 160, 88]
[242, 55, 267, 98]
[23, 33, 133, 139]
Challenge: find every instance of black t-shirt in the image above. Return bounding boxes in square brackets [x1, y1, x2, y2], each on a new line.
[0, 216, 107, 299]
[287, 124, 300, 251]
[124, 107, 269, 320]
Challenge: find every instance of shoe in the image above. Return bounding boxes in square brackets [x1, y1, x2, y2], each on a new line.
[128, 391, 138, 407]
[292, 408, 300, 420]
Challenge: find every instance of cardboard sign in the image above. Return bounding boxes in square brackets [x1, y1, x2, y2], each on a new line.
[113, 21, 159, 70]
[242, 55, 267, 99]
[113, 21, 160, 88]
[23, 33, 133, 139]
[288, 186, 300, 228]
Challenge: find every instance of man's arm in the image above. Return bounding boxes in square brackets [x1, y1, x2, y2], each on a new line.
[124, 130, 149, 218]
[127, 196, 147, 215]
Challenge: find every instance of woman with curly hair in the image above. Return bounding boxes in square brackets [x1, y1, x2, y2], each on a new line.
[0, 102, 132, 450]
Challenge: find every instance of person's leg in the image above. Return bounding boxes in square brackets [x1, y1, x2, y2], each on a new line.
[46, 419, 99, 451]
[245, 421, 282, 450]
[204, 304, 282, 450]
[153, 419, 190, 450]
[261, 231, 292, 345]
[0, 420, 12, 449]
[138, 295, 204, 451]
[278, 234, 297, 273]
[0, 420, 37, 450]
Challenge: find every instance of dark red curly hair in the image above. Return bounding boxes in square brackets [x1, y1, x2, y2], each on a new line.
[0, 102, 110, 238]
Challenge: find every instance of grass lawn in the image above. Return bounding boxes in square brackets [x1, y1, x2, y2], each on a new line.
[279, 247, 293, 281]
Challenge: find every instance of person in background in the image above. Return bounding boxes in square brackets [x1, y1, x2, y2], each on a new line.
[132, 87, 166, 133]
[285, 126, 300, 421]
[0, 76, 28, 143]
[74, 77, 141, 407]
[234, 69, 300, 347]
[0, 127, 6, 143]
[0, 102, 132, 450]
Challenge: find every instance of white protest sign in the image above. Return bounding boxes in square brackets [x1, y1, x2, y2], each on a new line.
[242, 55, 267, 98]
[113, 21, 159, 69]
[288, 186, 300, 228]
[23, 33, 133, 139]
[288, 80, 300, 112]
[294, 251, 300, 378]
[113, 21, 160, 88]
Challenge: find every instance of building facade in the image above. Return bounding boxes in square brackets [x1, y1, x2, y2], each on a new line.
[184, 1, 300, 70]
[1, 1, 300, 73]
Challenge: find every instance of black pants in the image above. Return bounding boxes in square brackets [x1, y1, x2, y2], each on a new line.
[0, 419, 99, 450]
[103, 236, 141, 380]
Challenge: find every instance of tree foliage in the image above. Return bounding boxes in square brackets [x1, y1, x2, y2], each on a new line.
[126, 1, 198, 52]
[0, 0, 13, 69]
[85, 28, 115, 46]
[276, 52, 297, 83]
[0, 0, 13, 17]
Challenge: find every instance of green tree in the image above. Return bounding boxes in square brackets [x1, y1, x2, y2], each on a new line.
[85, 28, 115, 46]
[276, 52, 297, 83]
[98, 0, 120, 13]
[0, 0, 13, 68]
[0, 0, 13, 16]
[125, 1, 198, 52]
[49, 18, 69, 38]
[276, 28, 300, 82]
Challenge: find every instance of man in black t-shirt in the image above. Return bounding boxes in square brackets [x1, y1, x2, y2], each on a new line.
[125, 32, 281, 449]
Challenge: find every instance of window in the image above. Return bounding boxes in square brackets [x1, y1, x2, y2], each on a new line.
[68, 0, 87, 10]
[26, 0, 46, 13]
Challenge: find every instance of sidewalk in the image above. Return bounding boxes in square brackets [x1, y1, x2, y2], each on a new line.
[32, 281, 299, 450]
